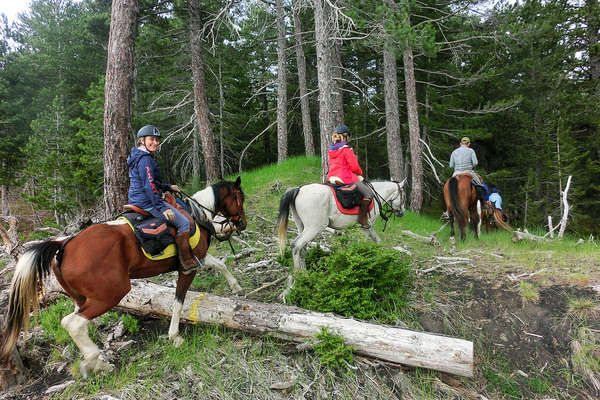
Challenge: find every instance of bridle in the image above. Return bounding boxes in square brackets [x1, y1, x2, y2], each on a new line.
[365, 181, 405, 232]
[178, 187, 245, 242]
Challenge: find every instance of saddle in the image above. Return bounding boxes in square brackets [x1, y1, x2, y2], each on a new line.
[325, 183, 374, 215]
[119, 195, 212, 260]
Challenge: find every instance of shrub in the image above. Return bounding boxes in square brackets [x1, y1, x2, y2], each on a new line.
[313, 327, 354, 370]
[121, 313, 139, 334]
[287, 242, 413, 321]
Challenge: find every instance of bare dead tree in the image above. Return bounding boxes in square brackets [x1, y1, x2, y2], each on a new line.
[103, 0, 139, 217]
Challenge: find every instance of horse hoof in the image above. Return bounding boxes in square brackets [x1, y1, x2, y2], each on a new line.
[80, 356, 113, 378]
[172, 335, 184, 348]
[95, 359, 114, 373]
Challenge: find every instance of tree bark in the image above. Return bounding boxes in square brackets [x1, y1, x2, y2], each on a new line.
[292, 2, 315, 156]
[586, 0, 600, 85]
[103, 0, 138, 217]
[313, 0, 336, 180]
[403, 45, 423, 212]
[189, 0, 220, 182]
[276, 0, 288, 163]
[383, 44, 405, 181]
[0, 184, 9, 216]
[43, 279, 474, 377]
[332, 42, 344, 125]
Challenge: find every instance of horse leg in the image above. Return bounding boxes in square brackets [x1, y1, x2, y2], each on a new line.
[362, 226, 382, 243]
[291, 226, 324, 271]
[449, 212, 456, 243]
[476, 200, 482, 239]
[63, 295, 128, 377]
[168, 271, 197, 347]
[204, 254, 243, 295]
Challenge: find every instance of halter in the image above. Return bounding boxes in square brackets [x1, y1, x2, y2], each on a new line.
[178, 188, 244, 242]
[365, 181, 405, 232]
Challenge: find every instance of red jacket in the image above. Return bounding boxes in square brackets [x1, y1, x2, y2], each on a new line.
[327, 144, 363, 184]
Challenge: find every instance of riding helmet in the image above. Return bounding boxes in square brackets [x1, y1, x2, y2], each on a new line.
[334, 124, 349, 134]
[136, 125, 161, 139]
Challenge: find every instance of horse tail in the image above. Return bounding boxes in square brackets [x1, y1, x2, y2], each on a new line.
[277, 187, 300, 257]
[2, 241, 62, 359]
[449, 177, 466, 229]
[494, 209, 514, 232]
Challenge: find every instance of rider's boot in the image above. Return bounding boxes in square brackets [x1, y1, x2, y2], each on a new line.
[357, 197, 372, 228]
[175, 232, 202, 275]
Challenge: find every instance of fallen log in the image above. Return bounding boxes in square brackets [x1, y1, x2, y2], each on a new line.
[400, 230, 440, 247]
[44, 278, 473, 377]
[512, 230, 546, 242]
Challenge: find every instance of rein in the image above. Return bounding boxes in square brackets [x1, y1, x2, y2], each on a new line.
[365, 181, 404, 232]
[177, 189, 240, 243]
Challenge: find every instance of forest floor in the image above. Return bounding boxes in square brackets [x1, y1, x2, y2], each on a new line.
[1, 156, 599, 399]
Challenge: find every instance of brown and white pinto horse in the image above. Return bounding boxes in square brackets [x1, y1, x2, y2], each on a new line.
[1, 178, 246, 377]
[443, 174, 481, 242]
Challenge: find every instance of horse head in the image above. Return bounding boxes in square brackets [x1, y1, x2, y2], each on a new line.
[390, 178, 407, 217]
[214, 176, 247, 232]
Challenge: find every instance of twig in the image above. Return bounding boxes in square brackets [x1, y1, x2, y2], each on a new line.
[245, 276, 287, 297]
[433, 256, 470, 262]
[523, 331, 543, 339]
[510, 313, 525, 325]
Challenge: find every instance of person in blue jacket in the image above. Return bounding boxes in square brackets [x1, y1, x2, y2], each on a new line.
[127, 125, 199, 274]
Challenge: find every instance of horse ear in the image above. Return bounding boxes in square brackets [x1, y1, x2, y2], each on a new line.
[234, 176, 241, 188]
[399, 178, 407, 188]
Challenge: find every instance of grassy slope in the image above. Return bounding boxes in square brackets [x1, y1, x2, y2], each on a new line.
[16, 156, 600, 399]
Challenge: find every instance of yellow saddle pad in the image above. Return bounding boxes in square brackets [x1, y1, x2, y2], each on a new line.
[118, 217, 201, 260]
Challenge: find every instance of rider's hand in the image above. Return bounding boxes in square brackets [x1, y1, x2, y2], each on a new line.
[163, 209, 175, 221]
[357, 175, 364, 182]
[170, 185, 182, 193]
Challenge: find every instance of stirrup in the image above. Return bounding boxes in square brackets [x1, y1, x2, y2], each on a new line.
[180, 255, 204, 275]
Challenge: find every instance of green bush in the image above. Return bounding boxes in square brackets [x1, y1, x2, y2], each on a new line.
[121, 313, 139, 334]
[313, 327, 354, 370]
[287, 242, 413, 321]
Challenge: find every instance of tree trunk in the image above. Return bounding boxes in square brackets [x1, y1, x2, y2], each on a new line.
[313, 0, 336, 180]
[586, 0, 600, 85]
[103, 0, 138, 217]
[276, 0, 288, 163]
[383, 44, 404, 181]
[292, 2, 315, 156]
[189, 0, 220, 182]
[218, 58, 225, 174]
[263, 92, 272, 160]
[332, 42, 344, 125]
[403, 45, 423, 212]
[43, 279, 474, 377]
[0, 184, 9, 216]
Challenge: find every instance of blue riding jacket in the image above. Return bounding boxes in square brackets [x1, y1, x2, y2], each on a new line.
[127, 147, 172, 219]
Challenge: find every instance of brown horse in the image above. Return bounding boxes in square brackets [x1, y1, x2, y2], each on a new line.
[443, 174, 481, 241]
[1, 178, 246, 377]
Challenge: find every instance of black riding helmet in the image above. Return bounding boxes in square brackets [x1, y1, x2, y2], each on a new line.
[334, 124, 349, 134]
[136, 125, 161, 139]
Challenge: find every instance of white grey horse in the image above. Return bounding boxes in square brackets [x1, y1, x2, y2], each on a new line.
[277, 180, 406, 271]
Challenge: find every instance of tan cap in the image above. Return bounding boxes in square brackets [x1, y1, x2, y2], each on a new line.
[461, 137, 470, 144]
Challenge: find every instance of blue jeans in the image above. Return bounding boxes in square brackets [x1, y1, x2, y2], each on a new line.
[164, 203, 190, 235]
